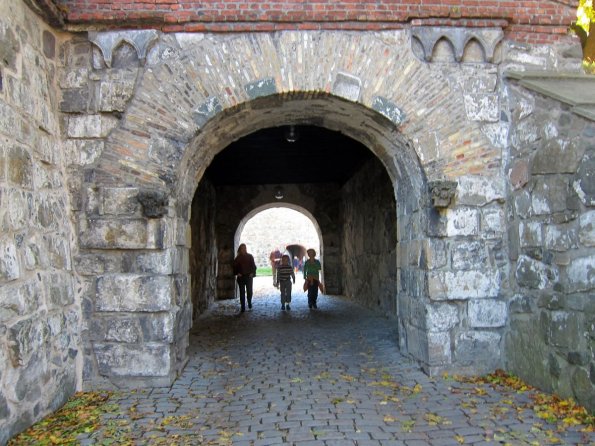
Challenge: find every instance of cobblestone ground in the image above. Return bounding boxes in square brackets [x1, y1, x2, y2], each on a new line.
[82, 278, 594, 445]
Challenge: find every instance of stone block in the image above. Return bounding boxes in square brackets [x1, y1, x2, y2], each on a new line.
[67, 115, 102, 138]
[60, 88, 90, 113]
[455, 331, 501, 367]
[420, 238, 446, 270]
[139, 312, 174, 342]
[96, 274, 173, 311]
[468, 299, 507, 327]
[105, 318, 142, 343]
[519, 221, 542, 247]
[565, 255, 595, 293]
[451, 241, 487, 270]
[532, 139, 585, 174]
[446, 207, 479, 236]
[7, 318, 46, 367]
[75, 252, 122, 275]
[509, 159, 529, 189]
[572, 147, 594, 207]
[94, 342, 171, 377]
[427, 331, 451, 365]
[515, 255, 558, 290]
[481, 207, 504, 239]
[546, 311, 582, 350]
[456, 175, 505, 206]
[130, 249, 174, 274]
[79, 217, 167, 250]
[60, 68, 90, 89]
[101, 187, 139, 215]
[426, 303, 459, 332]
[531, 176, 568, 215]
[0, 238, 20, 281]
[509, 294, 533, 314]
[428, 269, 500, 300]
[98, 74, 136, 112]
[45, 272, 75, 308]
[64, 139, 104, 166]
[464, 93, 499, 122]
[579, 211, 595, 247]
[7, 146, 33, 188]
[0, 279, 41, 323]
[544, 223, 576, 252]
[571, 367, 595, 410]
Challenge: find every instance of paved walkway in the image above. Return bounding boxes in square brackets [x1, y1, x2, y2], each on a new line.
[84, 278, 594, 445]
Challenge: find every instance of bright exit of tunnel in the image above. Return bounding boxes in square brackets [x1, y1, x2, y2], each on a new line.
[189, 124, 398, 326]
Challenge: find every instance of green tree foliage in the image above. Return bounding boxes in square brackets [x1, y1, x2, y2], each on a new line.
[575, 0, 595, 72]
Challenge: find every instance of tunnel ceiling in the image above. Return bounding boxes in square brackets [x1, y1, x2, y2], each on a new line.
[204, 125, 373, 186]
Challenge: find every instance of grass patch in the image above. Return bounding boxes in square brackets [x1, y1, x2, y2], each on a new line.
[256, 267, 272, 276]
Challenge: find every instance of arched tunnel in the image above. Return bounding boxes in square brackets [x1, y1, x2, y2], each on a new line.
[189, 124, 398, 326]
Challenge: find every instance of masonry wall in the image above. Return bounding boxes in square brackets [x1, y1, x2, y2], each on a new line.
[341, 158, 397, 318]
[0, 2, 80, 444]
[504, 90, 595, 410]
[189, 178, 218, 321]
[50, 0, 575, 44]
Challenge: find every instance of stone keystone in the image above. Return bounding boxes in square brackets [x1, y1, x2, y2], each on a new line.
[89, 30, 159, 68]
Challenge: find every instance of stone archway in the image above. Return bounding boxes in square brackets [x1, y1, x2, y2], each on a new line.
[78, 30, 507, 388]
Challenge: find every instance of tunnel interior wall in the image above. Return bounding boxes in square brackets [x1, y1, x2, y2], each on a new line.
[189, 178, 218, 322]
[341, 158, 397, 318]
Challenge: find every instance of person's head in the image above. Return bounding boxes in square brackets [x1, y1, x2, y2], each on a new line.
[238, 243, 247, 254]
[307, 248, 316, 258]
[281, 254, 290, 265]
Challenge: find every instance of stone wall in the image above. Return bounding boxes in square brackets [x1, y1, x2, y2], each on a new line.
[341, 158, 397, 317]
[189, 178, 217, 321]
[504, 88, 595, 410]
[0, 2, 80, 444]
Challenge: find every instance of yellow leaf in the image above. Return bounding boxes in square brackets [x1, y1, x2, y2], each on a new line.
[455, 434, 465, 443]
[384, 415, 397, 422]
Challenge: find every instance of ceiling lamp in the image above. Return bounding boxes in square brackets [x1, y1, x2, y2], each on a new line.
[285, 125, 299, 143]
[274, 186, 284, 200]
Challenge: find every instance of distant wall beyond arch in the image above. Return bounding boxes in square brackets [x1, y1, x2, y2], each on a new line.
[237, 207, 320, 268]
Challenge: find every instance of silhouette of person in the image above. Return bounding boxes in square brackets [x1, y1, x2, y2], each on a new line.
[233, 243, 256, 312]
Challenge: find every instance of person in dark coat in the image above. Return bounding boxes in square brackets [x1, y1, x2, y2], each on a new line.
[233, 243, 257, 312]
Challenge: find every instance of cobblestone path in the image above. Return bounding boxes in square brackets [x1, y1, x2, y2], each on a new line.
[84, 278, 594, 445]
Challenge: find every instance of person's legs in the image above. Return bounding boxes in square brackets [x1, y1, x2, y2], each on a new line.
[246, 276, 253, 309]
[237, 277, 246, 311]
[286, 282, 292, 310]
[307, 280, 318, 308]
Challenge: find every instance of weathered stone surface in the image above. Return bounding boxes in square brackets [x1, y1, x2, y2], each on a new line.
[105, 318, 141, 343]
[532, 139, 585, 174]
[7, 146, 33, 188]
[428, 270, 500, 300]
[451, 241, 487, 270]
[94, 343, 171, 377]
[481, 207, 504, 239]
[519, 221, 542, 247]
[565, 256, 595, 292]
[571, 367, 595, 411]
[96, 274, 173, 311]
[427, 331, 451, 365]
[515, 255, 558, 290]
[455, 331, 501, 368]
[131, 250, 174, 274]
[101, 187, 139, 215]
[98, 71, 136, 112]
[79, 218, 167, 249]
[446, 207, 479, 236]
[138, 190, 169, 218]
[426, 303, 459, 332]
[420, 239, 446, 270]
[468, 299, 507, 327]
[7, 318, 46, 368]
[64, 139, 103, 166]
[509, 159, 529, 189]
[139, 312, 174, 342]
[509, 294, 533, 313]
[579, 211, 595, 247]
[464, 93, 499, 122]
[544, 311, 582, 350]
[0, 280, 41, 323]
[544, 223, 576, 251]
[572, 147, 594, 206]
[66, 114, 118, 138]
[428, 180, 457, 208]
[0, 238, 20, 281]
[531, 176, 568, 215]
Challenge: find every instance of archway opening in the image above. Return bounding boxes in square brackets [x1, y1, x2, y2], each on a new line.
[189, 123, 400, 327]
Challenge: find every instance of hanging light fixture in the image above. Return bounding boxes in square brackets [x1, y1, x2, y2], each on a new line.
[285, 125, 299, 143]
[274, 186, 284, 200]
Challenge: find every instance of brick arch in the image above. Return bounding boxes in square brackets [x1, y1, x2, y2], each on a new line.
[89, 30, 501, 200]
